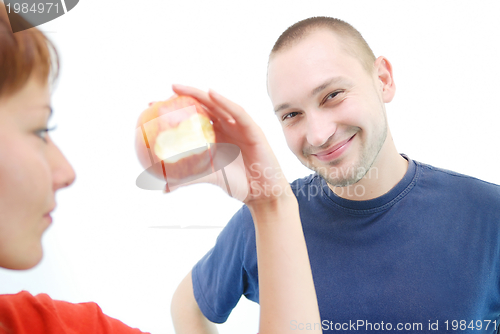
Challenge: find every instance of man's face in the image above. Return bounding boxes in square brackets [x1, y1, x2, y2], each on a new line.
[267, 29, 389, 187]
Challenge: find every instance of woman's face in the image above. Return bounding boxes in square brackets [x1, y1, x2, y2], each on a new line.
[0, 77, 75, 270]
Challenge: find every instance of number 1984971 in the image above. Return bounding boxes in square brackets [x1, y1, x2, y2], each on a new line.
[444, 320, 498, 331]
[6, 2, 59, 14]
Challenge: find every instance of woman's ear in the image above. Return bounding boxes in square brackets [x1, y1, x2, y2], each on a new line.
[374, 56, 396, 103]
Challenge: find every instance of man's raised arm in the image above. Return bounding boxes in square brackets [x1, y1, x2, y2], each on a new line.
[169, 85, 321, 334]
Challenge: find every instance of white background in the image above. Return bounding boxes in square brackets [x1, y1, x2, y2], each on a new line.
[1, 0, 500, 333]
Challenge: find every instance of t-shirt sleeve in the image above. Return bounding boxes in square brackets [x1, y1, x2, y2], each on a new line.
[191, 205, 258, 323]
[0, 291, 149, 334]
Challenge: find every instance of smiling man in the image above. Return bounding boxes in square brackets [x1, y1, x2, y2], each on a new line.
[171, 17, 500, 333]
[267, 25, 407, 199]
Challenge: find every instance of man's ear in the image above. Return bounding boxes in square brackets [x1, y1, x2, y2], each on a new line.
[374, 56, 396, 103]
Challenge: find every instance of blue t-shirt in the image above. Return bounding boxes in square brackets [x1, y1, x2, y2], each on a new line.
[192, 155, 500, 333]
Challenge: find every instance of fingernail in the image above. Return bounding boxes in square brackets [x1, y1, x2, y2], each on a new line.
[209, 89, 220, 97]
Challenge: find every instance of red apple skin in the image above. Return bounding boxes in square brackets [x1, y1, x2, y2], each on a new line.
[135, 95, 215, 181]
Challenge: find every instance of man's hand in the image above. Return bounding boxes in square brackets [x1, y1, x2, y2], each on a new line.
[170, 85, 292, 207]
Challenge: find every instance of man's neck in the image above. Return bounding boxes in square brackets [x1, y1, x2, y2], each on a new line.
[329, 139, 409, 201]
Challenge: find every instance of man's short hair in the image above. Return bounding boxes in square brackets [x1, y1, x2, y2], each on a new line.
[270, 16, 376, 73]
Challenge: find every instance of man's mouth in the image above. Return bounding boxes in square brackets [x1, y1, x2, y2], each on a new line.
[311, 134, 356, 162]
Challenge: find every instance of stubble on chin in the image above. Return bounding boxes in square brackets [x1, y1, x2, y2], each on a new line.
[302, 129, 387, 188]
[308, 155, 366, 188]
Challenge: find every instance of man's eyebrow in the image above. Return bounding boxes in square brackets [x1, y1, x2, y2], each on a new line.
[273, 76, 352, 113]
[309, 76, 352, 98]
[274, 102, 290, 113]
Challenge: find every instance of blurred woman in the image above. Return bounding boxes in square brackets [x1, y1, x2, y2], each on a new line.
[0, 6, 150, 333]
[0, 4, 320, 334]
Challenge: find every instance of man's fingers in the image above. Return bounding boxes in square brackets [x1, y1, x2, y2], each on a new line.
[171, 84, 219, 119]
[172, 84, 233, 124]
[164, 172, 219, 193]
[208, 89, 252, 127]
[173, 85, 264, 147]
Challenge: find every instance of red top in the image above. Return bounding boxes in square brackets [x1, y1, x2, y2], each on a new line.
[0, 291, 150, 334]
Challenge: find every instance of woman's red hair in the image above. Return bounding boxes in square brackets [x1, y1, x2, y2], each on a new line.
[0, 3, 59, 99]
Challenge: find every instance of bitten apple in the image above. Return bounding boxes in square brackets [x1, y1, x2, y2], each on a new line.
[135, 95, 215, 181]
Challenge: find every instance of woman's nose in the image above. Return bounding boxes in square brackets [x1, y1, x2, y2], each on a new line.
[48, 138, 76, 191]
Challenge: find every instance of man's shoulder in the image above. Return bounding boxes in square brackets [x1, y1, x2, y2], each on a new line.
[415, 159, 500, 201]
[416, 160, 499, 186]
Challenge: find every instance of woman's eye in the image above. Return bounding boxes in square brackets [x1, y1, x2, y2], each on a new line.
[35, 129, 49, 142]
[282, 111, 299, 121]
[35, 125, 57, 142]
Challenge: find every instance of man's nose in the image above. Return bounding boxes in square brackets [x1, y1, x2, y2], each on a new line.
[305, 109, 337, 147]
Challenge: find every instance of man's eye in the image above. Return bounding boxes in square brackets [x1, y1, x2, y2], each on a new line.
[282, 111, 299, 121]
[323, 90, 342, 104]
